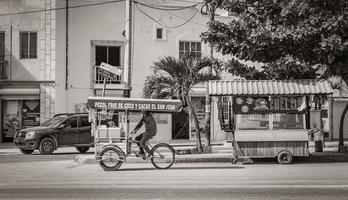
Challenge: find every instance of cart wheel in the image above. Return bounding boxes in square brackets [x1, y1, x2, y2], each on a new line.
[150, 143, 175, 169]
[230, 157, 238, 165]
[277, 150, 293, 164]
[97, 146, 125, 171]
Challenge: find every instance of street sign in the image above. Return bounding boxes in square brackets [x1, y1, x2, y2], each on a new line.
[97, 62, 122, 80]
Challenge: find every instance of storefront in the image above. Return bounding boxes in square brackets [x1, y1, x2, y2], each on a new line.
[0, 85, 41, 142]
[208, 79, 333, 160]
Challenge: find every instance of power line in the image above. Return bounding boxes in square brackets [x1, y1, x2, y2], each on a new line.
[0, 0, 125, 17]
[133, 1, 202, 11]
[165, 9, 207, 27]
[135, 2, 201, 29]
[171, 0, 202, 3]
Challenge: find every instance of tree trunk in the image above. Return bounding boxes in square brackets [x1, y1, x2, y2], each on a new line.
[203, 5, 216, 148]
[185, 96, 203, 152]
[338, 102, 348, 152]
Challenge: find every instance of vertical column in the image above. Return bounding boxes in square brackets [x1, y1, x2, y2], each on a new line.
[124, 0, 132, 91]
[39, 0, 56, 122]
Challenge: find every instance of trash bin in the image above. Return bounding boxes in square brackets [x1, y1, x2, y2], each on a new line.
[314, 130, 323, 152]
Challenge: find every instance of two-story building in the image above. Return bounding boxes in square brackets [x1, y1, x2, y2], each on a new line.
[0, 0, 233, 143]
[55, 0, 232, 142]
[0, 0, 55, 142]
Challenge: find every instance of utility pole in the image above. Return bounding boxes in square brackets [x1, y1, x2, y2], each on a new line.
[65, 0, 69, 90]
[203, 0, 219, 149]
[124, 0, 132, 97]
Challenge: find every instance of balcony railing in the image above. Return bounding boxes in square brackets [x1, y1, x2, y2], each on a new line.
[94, 65, 121, 84]
[0, 60, 7, 79]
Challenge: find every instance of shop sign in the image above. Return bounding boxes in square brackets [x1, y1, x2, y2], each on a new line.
[22, 100, 40, 128]
[233, 96, 305, 114]
[233, 97, 269, 114]
[97, 62, 122, 80]
[88, 97, 182, 113]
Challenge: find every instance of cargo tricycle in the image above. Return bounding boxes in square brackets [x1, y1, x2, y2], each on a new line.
[87, 97, 182, 171]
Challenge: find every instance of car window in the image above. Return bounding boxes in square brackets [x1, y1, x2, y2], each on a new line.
[42, 116, 67, 127]
[80, 116, 91, 127]
[65, 117, 78, 128]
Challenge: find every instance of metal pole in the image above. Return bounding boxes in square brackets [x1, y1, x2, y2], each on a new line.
[9, 26, 12, 80]
[65, 0, 69, 90]
[125, 110, 130, 155]
[124, 0, 132, 92]
[102, 78, 106, 97]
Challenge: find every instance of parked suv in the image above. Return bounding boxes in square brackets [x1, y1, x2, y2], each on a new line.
[14, 113, 94, 154]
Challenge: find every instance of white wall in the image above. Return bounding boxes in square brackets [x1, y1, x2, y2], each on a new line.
[55, 0, 234, 140]
[0, 0, 42, 81]
[55, 0, 126, 113]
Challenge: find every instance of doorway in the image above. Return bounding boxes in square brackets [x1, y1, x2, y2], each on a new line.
[172, 110, 189, 139]
[2, 100, 40, 142]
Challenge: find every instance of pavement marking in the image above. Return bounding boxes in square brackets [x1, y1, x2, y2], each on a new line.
[1, 184, 348, 189]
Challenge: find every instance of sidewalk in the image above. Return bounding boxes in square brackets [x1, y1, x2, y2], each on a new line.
[2, 140, 348, 164]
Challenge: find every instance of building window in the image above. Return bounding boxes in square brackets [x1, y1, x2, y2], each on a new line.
[153, 26, 166, 40]
[156, 28, 163, 39]
[20, 32, 37, 59]
[96, 46, 120, 66]
[179, 41, 201, 59]
[0, 32, 5, 61]
[95, 45, 121, 84]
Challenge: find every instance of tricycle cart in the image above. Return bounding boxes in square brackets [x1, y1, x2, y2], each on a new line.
[87, 96, 182, 171]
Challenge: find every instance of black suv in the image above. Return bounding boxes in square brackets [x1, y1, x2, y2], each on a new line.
[14, 113, 94, 154]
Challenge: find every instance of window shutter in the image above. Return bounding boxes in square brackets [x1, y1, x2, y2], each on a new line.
[29, 32, 37, 58]
[20, 32, 29, 59]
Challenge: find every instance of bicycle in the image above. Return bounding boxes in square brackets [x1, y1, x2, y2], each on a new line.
[96, 129, 176, 171]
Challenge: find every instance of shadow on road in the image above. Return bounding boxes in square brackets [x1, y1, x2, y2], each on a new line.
[118, 166, 245, 171]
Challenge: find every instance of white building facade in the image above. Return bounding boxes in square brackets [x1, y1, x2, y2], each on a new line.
[0, 0, 233, 142]
[0, 0, 56, 142]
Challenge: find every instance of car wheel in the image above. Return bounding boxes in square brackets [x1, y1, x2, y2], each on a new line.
[76, 147, 89, 153]
[19, 149, 34, 154]
[39, 137, 55, 154]
[277, 150, 293, 164]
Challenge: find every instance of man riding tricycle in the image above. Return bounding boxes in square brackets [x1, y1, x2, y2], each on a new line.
[87, 96, 182, 171]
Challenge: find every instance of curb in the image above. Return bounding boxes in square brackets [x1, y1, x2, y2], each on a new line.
[69, 152, 348, 168]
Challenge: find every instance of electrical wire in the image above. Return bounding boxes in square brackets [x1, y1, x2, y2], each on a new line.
[165, 9, 207, 26]
[0, 0, 125, 17]
[135, 2, 201, 29]
[171, 0, 202, 3]
[133, 0, 202, 11]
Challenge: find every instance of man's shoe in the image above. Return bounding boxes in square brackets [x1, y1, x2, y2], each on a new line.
[135, 153, 146, 160]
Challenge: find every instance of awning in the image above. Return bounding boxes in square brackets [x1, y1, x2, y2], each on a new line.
[208, 79, 333, 96]
[87, 97, 182, 113]
[0, 88, 40, 96]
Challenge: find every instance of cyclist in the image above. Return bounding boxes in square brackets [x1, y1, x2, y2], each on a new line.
[132, 111, 157, 159]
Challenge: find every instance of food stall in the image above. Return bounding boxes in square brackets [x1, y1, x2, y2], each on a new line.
[208, 79, 333, 164]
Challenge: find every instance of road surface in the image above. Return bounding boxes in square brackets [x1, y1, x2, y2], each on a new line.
[0, 153, 348, 199]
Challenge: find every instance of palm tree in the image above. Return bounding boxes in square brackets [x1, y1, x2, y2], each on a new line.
[143, 54, 219, 152]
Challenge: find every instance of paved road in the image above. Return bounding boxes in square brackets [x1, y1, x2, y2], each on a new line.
[0, 156, 348, 199]
[0, 148, 90, 163]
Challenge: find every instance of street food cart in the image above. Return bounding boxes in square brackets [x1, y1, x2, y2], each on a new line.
[87, 96, 182, 170]
[208, 79, 333, 164]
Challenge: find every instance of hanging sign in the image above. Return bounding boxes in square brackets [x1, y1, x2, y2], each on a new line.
[97, 62, 122, 80]
[87, 97, 182, 113]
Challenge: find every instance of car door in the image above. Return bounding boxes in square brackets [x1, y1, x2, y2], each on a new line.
[57, 117, 79, 145]
[78, 116, 93, 145]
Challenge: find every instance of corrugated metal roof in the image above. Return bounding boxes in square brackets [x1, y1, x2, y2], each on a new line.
[208, 79, 333, 96]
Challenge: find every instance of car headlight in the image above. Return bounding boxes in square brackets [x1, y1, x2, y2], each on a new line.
[25, 131, 35, 138]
